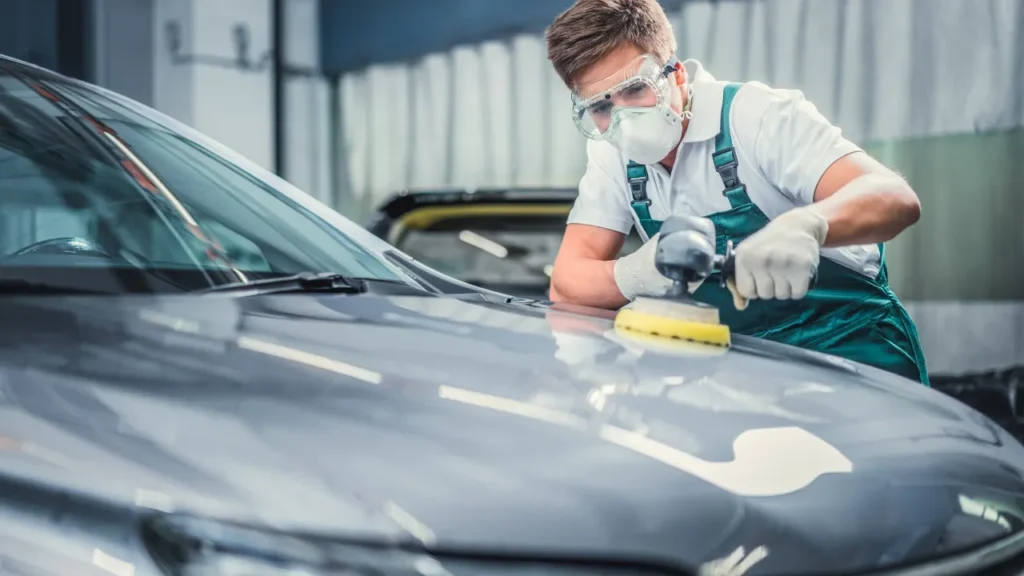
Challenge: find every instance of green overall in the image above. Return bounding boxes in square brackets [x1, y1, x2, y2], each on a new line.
[626, 83, 929, 385]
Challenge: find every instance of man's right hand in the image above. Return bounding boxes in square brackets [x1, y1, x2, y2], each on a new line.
[612, 232, 674, 300]
[549, 224, 631, 309]
[550, 224, 703, 309]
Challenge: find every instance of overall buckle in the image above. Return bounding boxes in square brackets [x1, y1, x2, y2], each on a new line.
[629, 180, 650, 204]
[712, 148, 741, 190]
[626, 162, 650, 204]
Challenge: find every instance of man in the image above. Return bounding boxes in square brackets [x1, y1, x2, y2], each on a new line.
[545, 0, 929, 384]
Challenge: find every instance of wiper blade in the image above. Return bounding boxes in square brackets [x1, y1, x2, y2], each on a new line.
[198, 272, 368, 296]
[0, 279, 105, 295]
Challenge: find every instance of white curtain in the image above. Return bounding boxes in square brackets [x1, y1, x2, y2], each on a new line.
[283, 75, 333, 206]
[332, 0, 1023, 217]
[336, 35, 588, 218]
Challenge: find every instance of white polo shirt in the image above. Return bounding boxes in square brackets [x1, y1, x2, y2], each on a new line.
[567, 59, 880, 278]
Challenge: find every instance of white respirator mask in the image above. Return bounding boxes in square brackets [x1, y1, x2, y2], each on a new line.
[606, 101, 689, 164]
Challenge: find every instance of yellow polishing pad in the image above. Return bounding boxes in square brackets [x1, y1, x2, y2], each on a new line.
[608, 327, 730, 357]
[614, 307, 732, 348]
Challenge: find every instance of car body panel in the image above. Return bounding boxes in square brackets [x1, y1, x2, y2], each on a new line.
[0, 293, 1022, 575]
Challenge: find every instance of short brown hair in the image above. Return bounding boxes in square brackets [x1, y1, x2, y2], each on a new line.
[546, 0, 677, 88]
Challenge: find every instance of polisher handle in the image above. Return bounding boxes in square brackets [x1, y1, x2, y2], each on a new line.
[715, 240, 738, 285]
[715, 241, 747, 311]
[715, 240, 819, 304]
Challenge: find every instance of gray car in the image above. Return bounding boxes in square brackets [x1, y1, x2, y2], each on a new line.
[1, 55, 1024, 576]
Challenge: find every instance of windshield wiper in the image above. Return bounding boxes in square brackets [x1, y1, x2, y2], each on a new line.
[197, 272, 369, 296]
[0, 279, 107, 295]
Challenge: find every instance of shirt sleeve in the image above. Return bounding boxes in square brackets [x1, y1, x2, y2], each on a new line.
[746, 85, 863, 206]
[566, 139, 635, 234]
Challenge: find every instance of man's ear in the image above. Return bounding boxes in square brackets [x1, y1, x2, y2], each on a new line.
[671, 62, 685, 86]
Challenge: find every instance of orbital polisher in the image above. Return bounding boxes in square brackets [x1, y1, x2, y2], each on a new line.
[614, 215, 742, 348]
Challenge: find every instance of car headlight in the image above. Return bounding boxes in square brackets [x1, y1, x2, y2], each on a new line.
[144, 514, 450, 576]
[142, 514, 677, 576]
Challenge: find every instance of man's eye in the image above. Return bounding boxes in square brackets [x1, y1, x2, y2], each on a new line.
[620, 84, 652, 102]
[589, 102, 612, 116]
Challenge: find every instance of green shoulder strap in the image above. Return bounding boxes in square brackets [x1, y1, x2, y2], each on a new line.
[626, 161, 660, 238]
[712, 83, 754, 210]
[876, 242, 888, 284]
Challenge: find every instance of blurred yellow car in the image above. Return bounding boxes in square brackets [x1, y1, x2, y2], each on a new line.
[366, 188, 644, 301]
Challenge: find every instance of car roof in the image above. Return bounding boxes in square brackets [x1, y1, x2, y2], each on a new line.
[372, 188, 579, 219]
[0, 53, 73, 83]
[365, 188, 580, 240]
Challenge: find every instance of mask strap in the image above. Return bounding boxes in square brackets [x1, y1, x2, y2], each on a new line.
[681, 85, 694, 120]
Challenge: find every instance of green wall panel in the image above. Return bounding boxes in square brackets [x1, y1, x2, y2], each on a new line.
[864, 129, 1024, 301]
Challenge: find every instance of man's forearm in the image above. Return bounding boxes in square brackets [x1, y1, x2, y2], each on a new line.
[550, 257, 628, 310]
[812, 173, 921, 247]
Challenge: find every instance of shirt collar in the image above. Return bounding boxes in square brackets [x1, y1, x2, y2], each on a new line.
[680, 59, 723, 143]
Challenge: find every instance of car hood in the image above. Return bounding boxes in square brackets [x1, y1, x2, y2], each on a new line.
[0, 292, 1023, 575]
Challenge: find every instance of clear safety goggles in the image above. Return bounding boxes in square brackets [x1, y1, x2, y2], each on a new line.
[571, 54, 680, 140]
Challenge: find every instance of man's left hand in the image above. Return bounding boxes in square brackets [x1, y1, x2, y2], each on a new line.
[732, 207, 829, 305]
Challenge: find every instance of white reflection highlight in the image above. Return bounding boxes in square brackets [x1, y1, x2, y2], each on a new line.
[439, 386, 851, 497]
[667, 379, 824, 423]
[415, 556, 454, 576]
[599, 426, 852, 497]
[587, 389, 608, 411]
[438, 386, 585, 430]
[699, 545, 770, 576]
[458, 230, 508, 258]
[586, 384, 622, 411]
[134, 488, 174, 512]
[959, 494, 1012, 531]
[21, 442, 73, 468]
[384, 501, 436, 545]
[783, 382, 835, 396]
[92, 549, 134, 576]
[238, 337, 382, 384]
[139, 310, 200, 333]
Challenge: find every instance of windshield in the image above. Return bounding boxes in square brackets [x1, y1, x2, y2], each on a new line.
[396, 214, 643, 289]
[0, 63, 408, 293]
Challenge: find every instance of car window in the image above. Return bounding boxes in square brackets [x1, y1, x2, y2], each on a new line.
[0, 67, 406, 292]
[396, 214, 644, 288]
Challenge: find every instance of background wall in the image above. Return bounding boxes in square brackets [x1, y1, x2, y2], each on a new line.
[282, 0, 334, 209]
[0, 1, 60, 73]
[152, 0, 275, 171]
[0, 0, 91, 81]
[92, 0, 155, 106]
[5, 0, 1022, 376]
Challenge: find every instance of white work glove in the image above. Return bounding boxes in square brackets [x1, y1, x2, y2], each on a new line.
[730, 206, 828, 309]
[613, 233, 703, 301]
